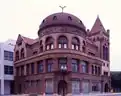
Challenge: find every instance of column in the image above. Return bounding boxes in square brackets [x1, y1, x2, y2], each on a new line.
[67, 57, 71, 72]
[88, 63, 91, 74]
[24, 65, 26, 76]
[34, 62, 38, 74]
[67, 80, 72, 94]
[53, 76, 58, 94]
[53, 58, 58, 72]
[1, 79, 4, 95]
[43, 60, 46, 73]
[89, 80, 92, 93]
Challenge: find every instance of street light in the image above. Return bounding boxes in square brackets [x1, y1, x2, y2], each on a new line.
[60, 64, 67, 96]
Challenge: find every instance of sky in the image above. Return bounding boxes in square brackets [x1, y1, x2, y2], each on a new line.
[0, 0, 121, 71]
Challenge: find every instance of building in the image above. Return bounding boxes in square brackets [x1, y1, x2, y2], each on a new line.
[0, 39, 16, 95]
[111, 71, 121, 92]
[14, 12, 110, 95]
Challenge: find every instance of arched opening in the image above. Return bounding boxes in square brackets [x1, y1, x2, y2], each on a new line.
[21, 48, 24, 59]
[104, 83, 109, 92]
[45, 37, 54, 50]
[72, 37, 80, 50]
[58, 36, 68, 48]
[15, 51, 19, 61]
[58, 80, 67, 95]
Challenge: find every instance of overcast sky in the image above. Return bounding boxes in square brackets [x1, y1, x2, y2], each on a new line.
[0, 0, 121, 71]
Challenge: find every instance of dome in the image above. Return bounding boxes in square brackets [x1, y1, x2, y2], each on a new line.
[39, 12, 85, 31]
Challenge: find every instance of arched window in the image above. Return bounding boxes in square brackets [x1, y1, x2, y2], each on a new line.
[21, 48, 24, 59]
[58, 36, 68, 48]
[16, 51, 19, 61]
[103, 46, 109, 61]
[106, 48, 109, 60]
[45, 37, 54, 50]
[72, 37, 80, 50]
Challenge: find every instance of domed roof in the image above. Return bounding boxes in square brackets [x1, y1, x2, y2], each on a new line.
[39, 12, 85, 30]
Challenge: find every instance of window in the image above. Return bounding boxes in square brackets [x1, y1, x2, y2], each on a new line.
[26, 64, 30, 75]
[4, 65, 13, 75]
[4, 51, 13, 61]
[95, 66, 97, 75]
[82, 81, 89, 93]
[16, 51, 19, 61]
[31, 63, 34, 74]
[45, 79, 53, 94]
[72, 37, 80, 50]
[58, 36, 68, 48]
[103, 46, 109, 61]
[58, 58, 67, 69]
[53, 16, 57, 20]
[21, 66, 24, 76]
[81, 61, 88, 73]
[104, 72, 108, 76]
[45, 37, 54, 50]
[21, 48, 24, 59]
[46, 59, 53, 72]
[16, 67, 19, 76]
[98, 67, 101, 75]
[38, 61, 43, 73]
[92, 83, 100, 92]
[72, 80, 80, 94]
[72, 59, 79, 72]
[92, 65, 94, 74]
[68, 16, 72, 20]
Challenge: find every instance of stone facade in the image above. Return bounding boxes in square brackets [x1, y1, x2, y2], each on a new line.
[14, 12, 110, 95]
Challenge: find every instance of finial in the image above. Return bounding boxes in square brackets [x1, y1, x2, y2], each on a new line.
[97, 14, 99, 18]
[59, 6, 66, 13]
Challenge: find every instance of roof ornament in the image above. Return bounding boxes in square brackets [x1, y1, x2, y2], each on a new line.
[59, 6, 66, 13]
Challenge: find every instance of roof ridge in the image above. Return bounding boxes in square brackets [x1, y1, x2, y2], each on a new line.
[90, 16, 106, 33]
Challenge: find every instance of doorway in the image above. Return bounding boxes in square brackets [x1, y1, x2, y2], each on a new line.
[58, 80, 67, 95]
[104, 83, 109, 92]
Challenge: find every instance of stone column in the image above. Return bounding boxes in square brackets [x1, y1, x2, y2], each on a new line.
[43, 60, 46, 73]
[24, 65, 26, 76]
[29, 64, 31, 75]
[67, 80, 72, 94]
[53, 58, 58, 72]
[88, 63, 91, 74]
[34, 61, 38, 74]
[89, 80, 92, 93]
[54, 37, 58, 48]
[67, 57, 72, 72]
[53, 76, 58, 94]
[42, 78, 46, 95]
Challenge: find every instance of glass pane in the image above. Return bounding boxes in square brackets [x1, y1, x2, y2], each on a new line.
[76, 45, 79, 50]
[59, 44, 61, 48]
[72, 44, 74, 49]
[47, 45, 50, 50]
[64, 44, 67, 48]
[51, 44, 54, 49]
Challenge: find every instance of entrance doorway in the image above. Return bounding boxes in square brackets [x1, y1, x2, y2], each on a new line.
[104, 83, 109, 92]
[58, 80, 67, 95]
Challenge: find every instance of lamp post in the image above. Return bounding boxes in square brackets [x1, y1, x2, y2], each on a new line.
[60, 64, 67, 96]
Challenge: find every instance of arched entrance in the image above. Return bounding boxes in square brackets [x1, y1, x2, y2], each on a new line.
[104, 83, 109, 92]
[58, 80, 67, 95]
